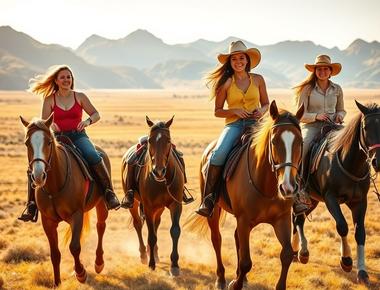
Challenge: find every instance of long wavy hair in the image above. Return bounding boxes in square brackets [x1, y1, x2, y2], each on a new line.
[205, 54, 251, 99]
[292, 71, 317, 106]
[28, 65, 74, 98]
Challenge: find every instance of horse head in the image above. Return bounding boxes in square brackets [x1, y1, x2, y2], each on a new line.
[20, 113, 54, 187]
[146, 115, 174, 182]
[356, 100, 380, 172]
[269, 101, 304, 199]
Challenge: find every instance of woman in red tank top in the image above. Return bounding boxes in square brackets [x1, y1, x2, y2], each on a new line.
[18, 65, 120, 222]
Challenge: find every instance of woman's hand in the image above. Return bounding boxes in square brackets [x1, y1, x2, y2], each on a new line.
[334, 114, 343, 124]
[51, 122, 61, 132]
[77, 119, 91, 131]
[231, 108, 251, 118]
[315, 113, 330, 122]
[250, 109, 263, 120]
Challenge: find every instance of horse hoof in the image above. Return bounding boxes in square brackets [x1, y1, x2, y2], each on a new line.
[149, 264, 156, 271]
[170, 266, 180, 277]
[76, 268, 87, 283]
[298, 249, 309, 264]
[357, 270, 369, 285]
[227, 280, 236, 290]
[215, 279, 226, 289]
[340, 256, 353, 272]
[94, 262, 104, 274]
[140, 254, 148, 265]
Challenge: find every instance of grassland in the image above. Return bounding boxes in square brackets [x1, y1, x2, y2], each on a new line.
[0, 89, 379, 289]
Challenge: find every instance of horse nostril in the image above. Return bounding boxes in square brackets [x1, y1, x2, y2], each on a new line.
[162, 168, 166, 176]
[42, 171, 47, 180]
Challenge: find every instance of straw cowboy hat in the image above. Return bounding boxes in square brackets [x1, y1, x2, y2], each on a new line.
[217, 40, 261, 69]
[305, 54, 342, 76]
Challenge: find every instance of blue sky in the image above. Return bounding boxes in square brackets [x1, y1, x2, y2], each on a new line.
[1, 0, 379, 49]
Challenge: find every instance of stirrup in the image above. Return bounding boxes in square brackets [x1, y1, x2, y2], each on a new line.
[121, 190, 134, 209]
[18, 201, 38, 223]
[104, 189, 121, 210]
[195, 195, 215, 217]
[182, 187, 194, 204]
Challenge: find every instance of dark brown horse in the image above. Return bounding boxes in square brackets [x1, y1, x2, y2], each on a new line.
[121, 116, 185, 276]
[20, 114, 109, 286]
[189, 101, 305, 290]
[292, 101, 380, 285]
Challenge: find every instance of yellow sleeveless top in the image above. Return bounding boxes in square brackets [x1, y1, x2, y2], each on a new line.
[225, 74, 260, 124]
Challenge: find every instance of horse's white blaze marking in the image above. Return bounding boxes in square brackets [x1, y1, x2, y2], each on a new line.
[340, 236, 352, 257]
[30, 131, 46, 174]
[357, 245, 366, 271]
[281, 130, 295, 190]
[156, 133, 162, 142]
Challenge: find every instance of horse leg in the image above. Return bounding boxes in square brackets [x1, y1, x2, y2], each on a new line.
[41, 215, 61, 286]
[207, 207, 226, 289]
[168, 202, 182, 277]
[69, 210, 87, 283]
[129, 201, 147, 264]
[145, 209, 158, 270]
[273, 215, 293, 290]
[228, 218, 251, 290]
[94, 200, 108, 273]
[234, 227, 248, 287]
[325, 192, 352, 272]
[292, 199, 318, 263]
[348, 201, 369, 285]
[152, 208, 164, 263]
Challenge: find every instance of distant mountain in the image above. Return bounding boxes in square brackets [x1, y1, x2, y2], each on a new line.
[1, 25, 380, 90]
[0, 26, 160, 90]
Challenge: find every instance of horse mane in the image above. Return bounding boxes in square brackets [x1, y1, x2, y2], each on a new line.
[250, 110, 300, 169]
[329, 103, 380, 159]
[25, 118, 52, 140]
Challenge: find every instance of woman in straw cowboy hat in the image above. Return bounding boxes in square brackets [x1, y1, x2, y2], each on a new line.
[293, 55, 346, 213]
[196, 40, 270, 217]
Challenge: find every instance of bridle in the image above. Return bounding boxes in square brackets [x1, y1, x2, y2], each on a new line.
[359, 112, 380, 157]
[25, 128, 53, 174]
[148, 126, 172, 181]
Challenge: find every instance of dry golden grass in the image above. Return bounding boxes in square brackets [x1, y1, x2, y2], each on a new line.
[0, 89, 379, 289]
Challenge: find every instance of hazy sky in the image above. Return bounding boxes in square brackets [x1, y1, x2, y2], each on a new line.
[1, 0, 379, 50]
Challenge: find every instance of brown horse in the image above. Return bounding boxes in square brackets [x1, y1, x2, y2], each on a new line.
[20, 114, 109, 286]
[121, 116, 185, 276]
[189, 101, 304, 290]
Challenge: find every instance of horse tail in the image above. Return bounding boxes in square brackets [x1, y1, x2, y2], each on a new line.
[183, 212, 209, 237]
[62, 211, 91, 246]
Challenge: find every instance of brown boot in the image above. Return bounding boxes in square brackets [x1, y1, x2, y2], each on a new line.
[196, 164, 223, 217]
[293, 189, 311, 216]
[92, 159, 120, 210]
[121, 163, 136, 209]
[18, 171, 38, 222]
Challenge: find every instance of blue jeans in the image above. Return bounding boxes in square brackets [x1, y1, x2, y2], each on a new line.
[55, 131, 101, 165]
[210, 119, 256, 166]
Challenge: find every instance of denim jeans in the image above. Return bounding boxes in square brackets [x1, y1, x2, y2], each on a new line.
[210, 119, 256, 166]
[55, 130, 101, 165]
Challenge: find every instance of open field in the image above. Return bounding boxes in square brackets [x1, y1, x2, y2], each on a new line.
[0, 89, 379, 290]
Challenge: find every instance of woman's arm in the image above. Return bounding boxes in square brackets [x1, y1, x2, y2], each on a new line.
[335, 85, 346, 123]
[77, 92, 100, 131]
[41, 96, 60, 131]
[252, 74, 269, 119]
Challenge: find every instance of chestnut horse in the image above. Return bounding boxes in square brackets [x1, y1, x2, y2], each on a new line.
[20, 115, 109, 286]
[292, 101, 380, 285]
[189, 101, 305, 290]
[121, 116, 185, 276]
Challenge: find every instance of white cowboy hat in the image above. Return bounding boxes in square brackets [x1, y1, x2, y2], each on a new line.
[305, 54, 342, 76]
[217, 40, 261, 69]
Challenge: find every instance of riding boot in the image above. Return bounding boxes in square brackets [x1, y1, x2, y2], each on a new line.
[18, 171, 38, 222]
[196, 164, 223, 217]
[92, 159, 120, 210]
[293, 189, 312, 216]
[121, 163, 136, 209]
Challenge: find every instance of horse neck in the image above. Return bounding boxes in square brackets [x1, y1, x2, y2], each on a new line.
[249, 144, 278, 198]
[45, 142, 67, 192]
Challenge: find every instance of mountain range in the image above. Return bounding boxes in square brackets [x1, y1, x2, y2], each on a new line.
[1, 25, 380, 90]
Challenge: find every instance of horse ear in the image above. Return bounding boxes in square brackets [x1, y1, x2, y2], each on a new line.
[355, 100, 370, 115]
[20, 116, 29, 127]
[295, 103, 305, 120]
[146, 116, 154, 127]
[269, 100, 279, 120]
[165, 115, 174, 128]
[45, 113, 54, 127]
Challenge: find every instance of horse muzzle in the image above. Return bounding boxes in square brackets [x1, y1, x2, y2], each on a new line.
[279, 182, 297, 200]
[31, 169, 47, 187]
[151, 167, 167, 182]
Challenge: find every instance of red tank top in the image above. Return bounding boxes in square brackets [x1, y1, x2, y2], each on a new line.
[53, 92, 83, 131]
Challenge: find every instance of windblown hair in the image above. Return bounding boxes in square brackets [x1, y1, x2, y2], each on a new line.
[205, 54, 251, 99]
[292, 71, 317, 106]
[329, 103, 380, 159]
[28, 65, 74, 98]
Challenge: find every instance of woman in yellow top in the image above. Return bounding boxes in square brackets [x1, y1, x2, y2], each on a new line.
[196, 40, 269, 217]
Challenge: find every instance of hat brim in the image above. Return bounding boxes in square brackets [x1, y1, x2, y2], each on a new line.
[305, 63, 342, 76]
[217, 48, 261, 69]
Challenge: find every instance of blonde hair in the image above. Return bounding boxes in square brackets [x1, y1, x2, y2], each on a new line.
[293, 71, 317, 105]
[28, 65, 74, 98]
[205, 54, 251, 99]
